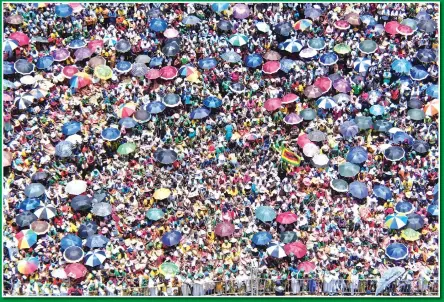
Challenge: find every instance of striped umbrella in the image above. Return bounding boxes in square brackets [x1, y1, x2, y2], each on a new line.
[353, 57, 371, 73]
[4, 39, 20, 52]
[34, 204, 57, 220]
[17, 257, 39, 275]
[294, 19, 312, 31]
[228, 34, 249, 46]
[424, 99, 439, 116]
[385, 213, 408, 229]
[70, 72, 92, 89]
[279, 39, 303, 53]
[117, 102, 137, 118]
[14, 94, 33, 110]
[16, 229, 38, 249]
[316, 97, 337, 109]
[84, 250, 107, 267]
[266, 241, 287, 258]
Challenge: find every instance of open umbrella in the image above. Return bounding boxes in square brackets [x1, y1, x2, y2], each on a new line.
[303, 143, 320, 157]
[118, 117, 137, 129]
[61, 121, 81, 136]
[52, 48, 70, 62]
[162, 42, 180, 57]
[221, 51, 241, 63]
[319, 52, 338, 66]
[146, 101, 166, 114]
[395, 202, 415, 215]
[374, 120, 393, 132]
[86, 234, 109, 249]
[160, 66, 178, 80]
[407, 108, 426, 121]
[153, 188, 171, 200]
[101, 128, 121, 141]
[34, 204, 56, 220]
[84, 250, 107, 267]
[4, 61, 15, 75]
[304, 85, 323, 99]
[385, 213, 408, 229]
[418, 19, 437, 33]
[299, 47, 318, 59]
[228, 33, 249, 47]
[349, 181, 368, 199]
[308, 37, 326, 50]
[274, 22, 293, 36]
[373, 185, 392, 200]
[62, 65, 79, 79]
[70, 72, 92, 89]
[17, 257, 39, 275]
[133, 110, 151, 123]
[94, 65, 113, 80]
[10, 32, 29, 46]
[64, 246, 84, 263]
[218, 20, 233, 31]
[300, 108, 317, 121]
[24, 183, 45, 198]
[391, 59, 412, 74]
[16, 229, 38, 249]
[280, 58, 295, 73]
[131, 63, 149, 77]
[159, 262, 180, 277]
[334, 20, 350, 30]
[280, 231, 297, 244]
[298, 261, 316, 273]
[276, 212, 298, 224]
[78, 222, 98, 239]
[89, 56, 106, 68]
[396, 25, 414, 36]
[252, 232, 273, 246]
[316, 97, 336, 109]
[14, 59, 35, 75]
[65, 180, 87, 195]
[55, 4, 73, 17]
[410, 65, 429, 81]
[19, 198, 42, 211]
[333, 78, 352, 93]
[427, 204, 438, 216]
[146, 208, 165, 221]
[6, 14, 23, 25]
[412, 140, 430, 154]
[116, 39, 131, 53]
[61, 234, 82, 250]
[117, 143, 136, 155]
[426, 84, 438, 98]
[4, 39, 20, 53]
[262, 61, 281, 74]
[369, 104, 386, 116]
[162, 231, 182, 246]
[283, 113, 303, 125]
[417, 49, 437, 63]
[375, 267, 406, 295]
[256, 22, 270, 32]
[232, 4, 250, 19]
[346, 147, 368, 164]
[386, 243, 408, 260]
[393, 132, 413, 145]
[65, 263, 87, 279]
[255, 206, 276, 222]
[68, 39, 87, 49]
[353, 57, 371, 73]
[284, 241, 307, 258]
[334, 43, 351, 55]
[384, 146, 405, 161]
[215, 222, 235, 237]
[401, 229, 420, 242]
[71, 196, 92, 213]
[305, 8, 322, 20]
[401, 18, 418, 31]
[266, 241, 287, 258]
[264, 98, 282, 112]
[163, 28, 179, 39]
[190, 107, 211, 119]
[308, 130, 326, 142]
[91, 202, 112, 217]
[203, 96, 222, 108]
[149, 18, 167, 32]
[330, 179, 349, 193]
[294, 19, 312, 31]
[339, 121, 359, 138]
[384, 21, 400, 35]
[162, 93, 181, 107]
[198, 58, 218, 69]
[339, 162, 360, 177]
[154, 149, 177, 165]
[115, 61, 132, 73]
[282, 93, 299, 104]
[407, 214, 424, 230]
[182, 15, 201, 25]
[354, 116, 373, 130]
[36, 55, 54, 70]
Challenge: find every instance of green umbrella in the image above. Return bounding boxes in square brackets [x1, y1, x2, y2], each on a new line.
[333, 43, 351, 55]
[280, 231, 298, 243]
[146, 208, 165, 221]
[300, 108, 317, 120]
[255, 206, 276, 222]
[228, 34, 249, 47]
[401, 18, 418, 31]
[338, 162, 360, 177]
[159, 262, 180, 277]
[117, 143, 136, 155]
[407, 109, 425, 121]
[94, 65, 113, 80]
[358, 40, 378, 54]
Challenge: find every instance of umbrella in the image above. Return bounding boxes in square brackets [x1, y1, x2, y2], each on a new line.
[307, 130, 326, 142]
[230, 83, 246, 94]
[34, 204, 56, 220]
[149, 18, 167, 32]
[228, 34, 249, 47]
[114, 61, 132, 74]
[346, 147, 368, 164]
[85, 234, 109, 249]
[426, 85, 439, 98]
[91, 202, 112, 217]
[330, 179, 349, 193]
[344, 12, 361, 25]
[410, 65, 429, 81]
[179, 65, 198, 77]
[153, 188, 171, 200]
[283, 113, 303, 125]
[401, 18, 418, 31]
[262, 61, 281, 74]
[384, 146, 405, 161]
[17, 257, 39, 275]
[71, 195, 93, 212]
[133, 110, 151, 123]
[24, 183, 45, 198]
[65, 263, 87, 279]
[146, 69, 161, 80]
[89, 56, 106, 68]
[160, 66, 178, 80]
[232, 4, 250, 19]
[282, 93, 300, 105]
[256, 22, 270, 32]
[159, 262, 180, 277]
[304, 85, 323, 99]
[162, 94, 181, 108]
[369, 104, 386, 116]
[316, 97, 336, 109]
[393, 132, 413, 145]
[10, 32, 29, 46]
[118, 117, 136, 130]
[252, 232, 273, 246]
[146, 208, 165, 221]
[353, 57, 371, 73]
[14, 94, 33, 110]
[333, 78, 352, 93]
[299, 47, 318, 59]
[385, 21, 400, 35]
[349, 181, 368, 199]
[78, 222, 98, 239]
[146, 101, 166, 114]
[36, 55, 54, 70]
[84, 250, 107, 267]
[284, 241, 307, 258]
[276, 212, 298, 224]
[64, 246, 84, 263]
[61, 234, 83, 250]
[427, 204, 438, 216]
[94, 65, 113, 80]
[198, 58, 218, 69]
[255, 206, 276, 222]
[266, 241, 287, 258]
[401, 229, 420, 242]
[302, 143, 320, 157]
[274, 22, 293, 36]
[217, 20, 233, 31]
[417, 49, 437, 63]
[55, 4, 73, 17]
[70, 72, 92, 89]
[182, 15, 201, 25]
[51, 268, 68, 279]
[334, 20, 350, 30]
[4, 61, 15, 75]
[396, 25, 414, 36]
[407, 214, 425, 230]
[117, 142, 136, 155]
[19, 198, 42, 211]
[101, 128, 121, 141]
[280, 231, 297, 244]
[308, 38, 326, 50]
[334, 43, 351, 55]
[16, 229, 38, 249]
[190, 107, 211, 119]
[215, 222, 235, 237]
[395, 202, 415, 215]
[73, 48, 93, 61]
[385, 213, 408, 229]
[305, 8, 322, 20]
[52, 48, 70, 61]
[263, 50, 281, 61]
[339, 120, 359, 139]
[221, 51, 241, 63]
[300, 108, 317, 120]
[20, 75, 36, 86]
[298, 261, 316, 273]
[14, 59, 35, 75]
[418, 19, 437, 33]
[162, 231, 182, 246]
[131, 63, 149, 77]
[374, 120, 393, 132]
[61, 121, 81, 136]
[354, 116, 373, 130]
[163, 28, 179, 39]
[6, 14, 24, 25]
[264, 98, 282, 112]
[391, 59, 412, 74]
[115, 39, 131, 53]
[386, 243, 408, 260]
[279, 39, 303, 53]
[319, 52, 338, 66]
[203, 96, 223, 108]
[154, 149, 177, 165]
[412, 140, 430, 154]
[294, 19, 312, 31]
[88, 39, 104, 52]
[373, 185, 393, 200]
[375, 267, 406, 295]
[68, 39, 87, 49]
[65, 180, 87, 196]
[407, 108, 426, 121]
[62, 66, 79, 79]
[338, 162, 360, 177]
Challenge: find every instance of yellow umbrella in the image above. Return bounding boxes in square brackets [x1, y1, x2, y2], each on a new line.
[153, 188, 171, 200]
[185, 71, 201, 83]
[401, 228, 420, 241]
[94, 65, 113, 80]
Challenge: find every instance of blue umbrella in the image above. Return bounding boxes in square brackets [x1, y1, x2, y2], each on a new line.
[346, 147, 368, 164]
[360, 14, 377, 26]
[252, 232, 273, 246]
[116, 39, 132, 53]
[385, 243, 408, 260]
[278, 39, 303, 53]
[395, 202, 415, 215]
[162, 42, 180, 57]
[18, 198, 42, 211]
[369, 104, 385, 116]
[316, 97, 337, 109]
[4, 61, 15, 75]
[154, 148, 178, 165]
[218, 20, 233, 31]
[305, 8, 322, 20]
[353, 57, 371, 73]
[85, 234, 109, 249]
[84, 250, 107, 267]
[24, 183, 46, 198]
[407, 214, 424, 230]
[78, 222, 98, 239]
[427, 204, 438, 216]
[426, 84, 438, 98]
[115, 61, 132, 73]
[385, 213, 408, 230]
[398, 76, 413, 87]
[393, 132, 413, 145]
[71, 195, 92, 212]
[190, 107, 210, 120]
[374, 120, 393, 132]
[308, 37, 326, 50]
[149, 18, 167, 32]
[55, 4, 73, 17]
[3, 39, 19, 52]
[339, 120, 359, 139]
[211, 3, 230, 13]
[14, 59, 35, 75]
[198, 58, 218, 69]
[68, 39, 87, 49]
[118, 117, 137, 128]
[221, 51, 241, 63]
[203, 96, 223, 108]
[63, 246, 84, 263]
[349, 181, 368, 199]
[280, 59, 294, 73]
[391, 59, 412, 74]
[274, 22, 293, 37]
[161, 231, 182, 246]
[101, 128, 121, 141]
[146, 101, 166, 114]
[182, 15, 201, 25]
[319, 52, 338, 66]
[55, 141, 74, 158]
[149, 56, 163, 67]
[416, 11, 431, 21]
[373, 185, 392, 200]
[245, 54, 263, 68]
[61, 234, 82, 251]
[163, 94, 181, 107]
[410, 65, 429, 81]
[416, 48, 436, 63]
[384, 146, 405, 161]
[433, 184, 438, 202]
[62, 121, 81, 136]
[36, 55, 54, 70]
[411, 140, 429, 155]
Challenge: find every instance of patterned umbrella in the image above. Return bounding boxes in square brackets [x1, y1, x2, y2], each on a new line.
[146, 101, 166, 114]
[266, 242, 287, 258]
[424, 99, 439, 117]
[34, 204, 57, 220]
[17, 257, 39, 275]
[64, 246, 85, 263]
[36, 55, 54, 69]
[70, 72, 92, 89]
[308, 37, 326, 50]
[86, 234, 109, 249]
[279, 39, 303, 53]
[16, 229, 38, 249]
[215, 222, 235, 237]
[228, 34, 249, 46]
[294, 19, 313, 31]
[116, 39, 131, 53]
[316, 97, 337, 109]
[115, 61, 132, 73]
[84, 250, 107, 267]
[117, 102, 137, 118]
[190, 107, 211, 119]
[304, 85, 323, 98]
[385, 213, 408, 229]
[384, 21, 400, 35]
[353, 57, 372, 73]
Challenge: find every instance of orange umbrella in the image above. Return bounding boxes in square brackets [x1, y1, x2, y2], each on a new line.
[424, 99, 439, 116]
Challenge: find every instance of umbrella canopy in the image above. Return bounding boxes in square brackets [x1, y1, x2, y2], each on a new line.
[65, 180, 87, 195]
[354, 116, 373, 130]
[215, 222, 235, 237]
[401, 228, 420, 242]
[94, 65, 113, 80]
[280, 231, 298, 244]
[203, 96, 223, 108]
[426, 85, 439, 98]
[339, 162, 360, 177]
[101, 128, 121, 141]
[190, 107, 211, 119]
[131, 63, 149, 77]
[307, 130, 326, 142]
[61, 234, 82, 250]
[427, 204, 438, 216]
[283, 113, 303, 125]
[418, 19, 437, 33]
[65, 263, 87, 279]
[230, 83, 246, 94]
[14, 59, 35, 75]
[24, 183, 45, 198]
[162, 231, 182, 246]
[304, 85, 323, 99]
[316, 97, 336, 109]
[255, 206, 276, 222]
[386, 243, 408, 260]
[385, 213, 408, 229]
[279, 39, 303, 53]
[369, 104, 386, 116]
[6, 14, 24, 25]
[117, 142, 137, 155]
[264, 98, 282, 112]
[393, 132, 413, 145]
[68, 39, 87, 50]
[34, 204, 56, 220]
[298, 261, 316, 273]
[284, 241, 307, 258]
[19, 198, 42, 211]
[333, 78, 352, 93]
[154, 149, 177, 165]
[221, 51, 241, 63]
[55, 4, 73, 17]
[353, 57, 371, 73]
[412, 140, 430, 154]
[36, 55, 54, 70]
[16, 229, 38, 249]
[308, 37, 326, 50]
[163, 94, 181, 107]
[71, 195, 92, 212]
[70, 72, 92, 89]
[91, 202, 112, 217]
[262, 61, 281, 74]
[395, 202, 415, 215]
[334, 43, 351, 55]
[396, 24, 414, 36]
[340, 120, 359, 138]
[391, 59, 412, 74]
[330, 179, 349, 193]
[52, 48, 70, 62]
[64, 246, 84, 263]
[160, 66, 178, 80]
[182, 15, 201, 25]
[17, 257, 39, 275]
[349, 181, 368, 199]
[116, 39, 131, 53]
[146, 101, 166, 114]
[4, 61, 15, 75]
[280, 59, 295, 73]
[146, 208, 165, 221]
[78, 222, 98, 239]
[407, 214, 425, 230]
[252, 232, 273, 246]
[228, 33, 249, 47]
[84, 250, 107, 267]
[232, 4, 250, 19]
[162, 42, 181, 57]
[266, 241, 287, 258]
[299, 47, 318, 59]
[385, 21, 400, 35]
[346, 147, 368, 164]
[256, 22, 270, 32]
[373, 185, 393, 200]
[407, 108, 426, 121]
[198, 58, 218, 69]
[294, 19, 313, 31]
[159, 262, 180, 277]
[218, 20, 233, 31]
[384, 146, 405, 161]
[62, 65, 79, 78]
[374, 120, 393, 132]
[334, 20, 350, 30]
[282, 93, 300, 104]
[417, 49, 437, 63]
[375, 267, 406, 295]
[115, 61, 132, 73]
[274, 22, 293, 36]
[276, 212, 298, 224]
[149, 18, 167, 32]
[300, 108, 317, 121]
[153, 188, 171, 200]
[62, 121, 81, 136]
[319, 52, 338, 66]
[410, 65, 429, 81]
[10, 32, 30, 46]
[89, 56, 106, 68]
[86, 234, 109, 249]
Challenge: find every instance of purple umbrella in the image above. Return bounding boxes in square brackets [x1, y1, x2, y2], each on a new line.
[52, 48, 70, 62]
[74, 47, 93, 61]
[333, 78, 352, 93]
[304, 85, 323, 98]
[232, 4, 250, 19]
[283, 113, 303, 125]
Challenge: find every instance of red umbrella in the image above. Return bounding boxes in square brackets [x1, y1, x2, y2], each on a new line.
[65, 263, 87, 279]
[264, 98, 282, 111]
[10, 32, 30, 46]
[276, 212, 298, 224]
[62, 66, 79, 79]
[334, 20, 350, 30]
[160, 66, 178, 80]
[314, 77, 332, 93]
[262, 61, 281, 74]
[396, 25, 414, 36]
[281, 93, 299, 104]
[298, 261, 316, 273]
[88, 40, 104, 51]
[284, 241, 307, 258]
[146, 69, 161, 80]
[297, 134, 311, 148]
[215, 222, 235, 237]
[385, 21, 400, 35]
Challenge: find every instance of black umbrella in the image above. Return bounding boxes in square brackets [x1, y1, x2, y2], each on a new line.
[274, 22, 293, 36]
[85, 234, 109, 249]
[412, 140, 430, 154]
[218, 20, 233, 31]
[162, 42, 180, 57]
[154, 148, 178, 165]
[115, 39, 131, 53]
[78, 222, 98, 239]
[71, 195, 92, 212]
[31, 172, 50, 184]
[406, 213, 425, 230]
[16, 211, 38, 228]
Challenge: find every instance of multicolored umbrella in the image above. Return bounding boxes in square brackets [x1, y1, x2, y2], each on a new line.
[117, 102, 137, 118]
[84, 250, 107, 267]
[385, 213, 408, 229]
[316, 97, 337, 109]
[424, 99, 439, 116]
[294, 19, 313, 31]
[34, 204, 57, 220]
[353, 57, 371, 73]
[10, 32, 30, 46]
[215, 222, 235, 237]
[16, 229, 38, 249]
[17, 257, 39, 275]
[70, 72, 92, 89]
[401, 18, 418, 31]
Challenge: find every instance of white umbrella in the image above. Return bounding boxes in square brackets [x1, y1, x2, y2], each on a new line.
[20, 75, 36, 85]
[312, 153, 329, 168]
[266, 241, 287, 258]
[65, 180, 87, 195]
[303, 143, 320, 157]
[65, 134, 83, 145]
[51, 268, 68, 279]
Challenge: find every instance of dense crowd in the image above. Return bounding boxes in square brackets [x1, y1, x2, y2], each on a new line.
[2, 2, 439, 296]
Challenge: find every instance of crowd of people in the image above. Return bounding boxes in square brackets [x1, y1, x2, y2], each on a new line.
[2, 2, 439, 296]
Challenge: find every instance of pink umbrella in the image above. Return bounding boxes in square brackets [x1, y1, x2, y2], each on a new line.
[304, 85, 323, 98]
[284, 241, 307, 258]
[263, 50, 281, 61]
[262, 61, 281, 74]
[396, 24, 414, 36]
[314, 76, 332, 93]
[385, 21, 400, 35]
[65, 263, 87, 279]
[164, 28, 179, 38]
[160, 66, 178, 80]
[146, 69, 161, 80]
[62, 66, 79, 79]
[276, 212, 298, 224]
[10, 32, 29, 46]
[281, 93, 299, 104]
[215, 222, 235, 237]
[334, 20, 350, 30]
[232, 4, 250, 19]
[298, 261, 316, 273]
[297, 134, 311, 148]
[88, 40, 104, 52]
[69, 3, 84, 13]
[333, 78, 352, 93]
[264, 98, 282, 111]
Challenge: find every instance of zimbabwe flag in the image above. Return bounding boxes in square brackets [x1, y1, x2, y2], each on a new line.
[281, 148, 301, 166]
